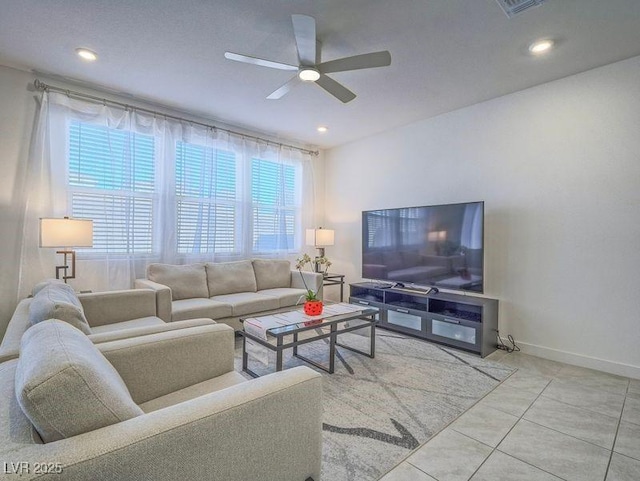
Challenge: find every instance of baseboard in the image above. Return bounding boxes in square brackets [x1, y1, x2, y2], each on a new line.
[517, 341, 640, 380]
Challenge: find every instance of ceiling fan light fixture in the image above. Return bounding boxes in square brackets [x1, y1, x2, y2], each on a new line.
[528, 39, 554, 55]
[76, 47, 98, 61]
[299, 68, 320, 82]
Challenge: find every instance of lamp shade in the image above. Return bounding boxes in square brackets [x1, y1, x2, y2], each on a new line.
[306, 228, 335, 247]
[427, 230, 447, 242]
[39, 218, 93, 248]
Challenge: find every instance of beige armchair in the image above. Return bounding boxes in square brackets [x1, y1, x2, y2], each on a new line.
[1, 321, 322, 480]
[0, 286, 214, 362]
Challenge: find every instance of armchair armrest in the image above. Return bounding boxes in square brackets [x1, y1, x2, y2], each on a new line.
[98, 324, 235, 404]
[291, 270, 324, 300]
[8, 367, 322, 481]
[79, 289, 157, 327]
[0, 299, 31, 362]
[135, 278, 172, 322]
[87, 317, 216, 344]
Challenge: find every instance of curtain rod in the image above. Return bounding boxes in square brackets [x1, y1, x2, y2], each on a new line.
[33, 79, 319, 156]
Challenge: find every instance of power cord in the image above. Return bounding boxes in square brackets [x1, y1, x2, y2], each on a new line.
[496, 330, 520, 353]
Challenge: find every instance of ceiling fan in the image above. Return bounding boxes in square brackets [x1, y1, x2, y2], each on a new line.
[224, 14, 391, 103]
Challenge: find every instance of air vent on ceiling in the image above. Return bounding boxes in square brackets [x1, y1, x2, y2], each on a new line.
[496, 0, 546, 18]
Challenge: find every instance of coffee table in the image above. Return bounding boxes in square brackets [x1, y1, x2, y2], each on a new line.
[240, 303, 378, 377]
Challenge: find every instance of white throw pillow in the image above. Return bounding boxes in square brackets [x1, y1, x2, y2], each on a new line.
[28, 282, 91, 334]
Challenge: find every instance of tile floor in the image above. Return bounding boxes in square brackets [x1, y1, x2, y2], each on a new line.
[379, 350, 640, 481]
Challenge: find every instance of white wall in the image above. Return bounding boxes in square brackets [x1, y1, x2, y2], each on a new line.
[324, 56, 640, 378]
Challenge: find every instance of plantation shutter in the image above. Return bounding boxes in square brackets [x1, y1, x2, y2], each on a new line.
[251, 158, 297, 252]
[175, 142, 237, 254]
[68, 121, 155, 254]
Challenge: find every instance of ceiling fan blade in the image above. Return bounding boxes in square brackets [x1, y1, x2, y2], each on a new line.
[291, 14, 317, 65]
[315, 74, 356, 103]
[318, 51, 392, 74]
[224, 52, 298, 71]
[267, 75, 301, 100]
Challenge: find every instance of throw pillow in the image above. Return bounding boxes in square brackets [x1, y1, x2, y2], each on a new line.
[15, 320, 143, 443]
[32, 278, 66, 297]
[28, 282, 91, 335]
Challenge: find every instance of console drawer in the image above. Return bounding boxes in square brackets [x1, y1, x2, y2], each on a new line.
[428, 314, 480, 349]
[386, 307, 423, 331]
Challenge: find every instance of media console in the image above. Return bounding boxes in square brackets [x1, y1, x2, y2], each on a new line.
[349, 282, 498, 357]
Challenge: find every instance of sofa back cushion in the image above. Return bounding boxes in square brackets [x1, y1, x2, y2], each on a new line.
[147, 263, 209, 301]
[28, 281, 91, 334]
[252, 259, 291, 290]
[15, 320, 143, 443]
[205, 260, 257, 297]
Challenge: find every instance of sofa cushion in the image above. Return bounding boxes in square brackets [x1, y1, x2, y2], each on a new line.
[258, 288, 308, 308]
[89, 316, 165, 334]
[210, 292, 280, 317]
[205, 260, 257, 297]
[171, 298, 233, 322]
[138, 371, 247, 413]
[147, 263, 209, 301]
[15, 320, 143, 443]
[252, 259, 291, 291]
[28, 282, 91, 335]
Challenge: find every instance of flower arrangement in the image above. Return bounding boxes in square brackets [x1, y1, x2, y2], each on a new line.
[314, 255, 333, 274]
[295, 253, 332, 302]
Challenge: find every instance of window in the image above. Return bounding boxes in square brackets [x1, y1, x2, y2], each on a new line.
[68, 121, 155, 254]
[175, 142, 237, 254]
[251, 158, 299, 252]
[66, 121, 305, 260]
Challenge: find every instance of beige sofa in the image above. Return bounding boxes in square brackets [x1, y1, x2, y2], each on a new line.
[1, 320, 322, 480]
[0, 281, 214, 362]
[135, 259, 323, 330]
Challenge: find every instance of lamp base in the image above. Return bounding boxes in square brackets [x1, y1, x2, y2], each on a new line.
[314, 247, 325, 273]
[55, 250, 76, 283]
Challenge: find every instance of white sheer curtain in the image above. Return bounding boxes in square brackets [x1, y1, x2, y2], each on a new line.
[18, 91, 315, 298]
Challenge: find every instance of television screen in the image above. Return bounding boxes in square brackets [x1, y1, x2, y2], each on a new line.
[362, 202, 484, 293]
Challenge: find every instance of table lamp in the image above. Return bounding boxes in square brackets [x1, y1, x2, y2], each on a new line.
[306, 227, 334, 273]
[39, 217, 93, 282]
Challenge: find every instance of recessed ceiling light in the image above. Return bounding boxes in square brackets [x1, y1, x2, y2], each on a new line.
[528, 39, 554, 55]
[299, 68, 320, 82]
[317, 126, 328, 133]
[76, 48, 98, 61]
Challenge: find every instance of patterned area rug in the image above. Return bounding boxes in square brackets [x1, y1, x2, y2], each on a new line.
[234, 330, 514, 481]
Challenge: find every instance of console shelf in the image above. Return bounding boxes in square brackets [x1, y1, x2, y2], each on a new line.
[349, 282, 498, 357]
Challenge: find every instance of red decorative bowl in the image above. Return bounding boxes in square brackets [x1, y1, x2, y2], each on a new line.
[304, 300, 324, 316]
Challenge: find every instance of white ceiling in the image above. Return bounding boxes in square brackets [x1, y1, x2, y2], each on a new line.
[1, 0, 640, 149]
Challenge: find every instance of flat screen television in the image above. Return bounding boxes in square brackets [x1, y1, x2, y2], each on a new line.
[362, 201, 484, 293]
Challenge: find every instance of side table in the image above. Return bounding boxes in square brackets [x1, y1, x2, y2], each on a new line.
[323, 273, 345, 301]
